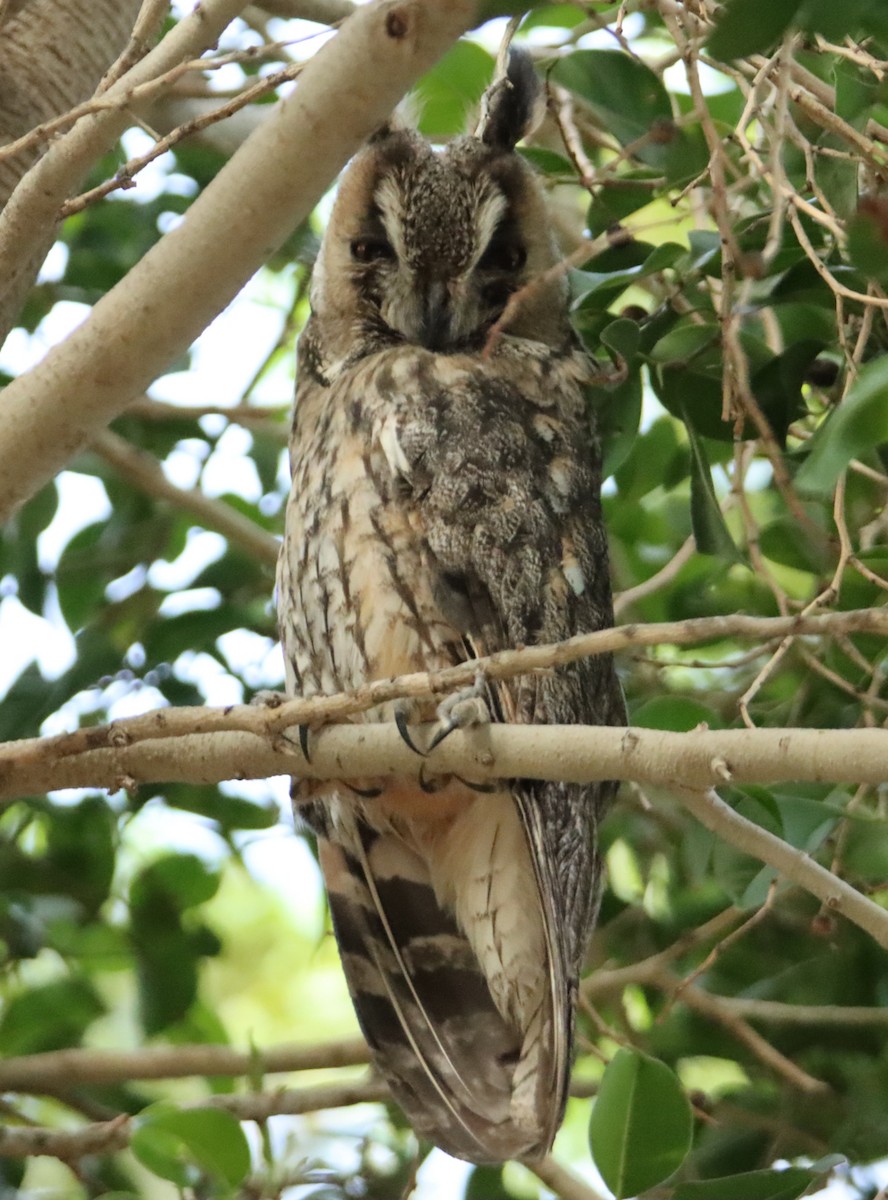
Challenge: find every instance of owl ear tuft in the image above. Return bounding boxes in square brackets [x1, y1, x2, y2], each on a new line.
[475, 49, 544, 151]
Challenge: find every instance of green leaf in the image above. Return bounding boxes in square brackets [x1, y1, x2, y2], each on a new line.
[614, 416, 685, 501]
[129, 854, 221, 1035]
[632, 696, 724, 731]
[162, 783, 279, 831]
[795, 354, 888, 494]
[597, 366, 642, 480]
[520, 146, 575, 177]
[464, 1164, 511, 1198]
[44, 794, 117, 915]
[847, 200, 888, 284]
[685, 420, 743, 562]
[552, 51, 675, 167]
[799, 0, 887, 41]
[759, 517, 832, 574]
[521, 4, 587, 29]
[132, 1105, 250, 1190]
[473, 0, 550, 19]
[589, 1048, 693, 1198]
[1, 481, 56, 614]
[707, 0, 805, 60]
[54, 520, 110, 631]
[587, 171, 662, 230]
[0, 978, 105, 1055]
[673, 1167, 817, 1200]
[131, 853, 220, 911]
[415, 41, 494, 138]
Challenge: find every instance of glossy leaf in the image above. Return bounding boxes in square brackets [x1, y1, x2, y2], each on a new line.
[685, 421, 743, 562]
[552, 51, 675, 166]
[0, 978, 105, 1055]
[132, 1104, 250, 1189]
[415, 41, 494, 137]
[707, 0, 805, 59]
[589, 1049, 693, 1198]
[796, 354, 888, 493]
[673, 1167, 817, 1200]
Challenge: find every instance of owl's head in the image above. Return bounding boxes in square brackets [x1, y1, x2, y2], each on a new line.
[309, 50, 570, 367]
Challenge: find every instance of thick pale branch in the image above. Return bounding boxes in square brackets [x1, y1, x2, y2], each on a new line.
[0, 0, 478, 521]
[525, 1158, 607, 1200]
[5, 609, 885, 763]
[6, 722, 888, 798]
[3, 722, 888, 946]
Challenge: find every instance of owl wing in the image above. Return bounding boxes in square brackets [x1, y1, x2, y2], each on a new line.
[401, 338, 625, 1057]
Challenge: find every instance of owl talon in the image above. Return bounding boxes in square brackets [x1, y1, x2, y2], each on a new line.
[453, 773, 498, 794]
[344, 781, 384, 799]
[298, 723, 312, 764]
[395, 707, 426, 757]
[418, 763, 448, 794]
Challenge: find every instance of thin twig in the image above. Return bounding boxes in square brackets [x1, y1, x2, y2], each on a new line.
[92, 428, 280, 567]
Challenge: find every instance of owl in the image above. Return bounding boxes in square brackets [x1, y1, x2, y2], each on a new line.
[276, 50, 625, 1164]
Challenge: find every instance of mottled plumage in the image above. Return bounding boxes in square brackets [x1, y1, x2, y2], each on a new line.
[276, 51, 624, 1164]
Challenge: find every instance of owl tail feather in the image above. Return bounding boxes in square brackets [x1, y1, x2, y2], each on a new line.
[317, 824, 556, 1163]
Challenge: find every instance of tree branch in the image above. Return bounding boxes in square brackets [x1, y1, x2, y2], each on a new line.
[0, 1037, 370, 1092]
[92, 428, 280, 566]
[0, 1079, 390, 1159]
[7, 720, 888, 800]
[670, 784, 888, 944]
[4, 609, 883, 761]
[2, 613, 887, 944]
[0, 0, 479, 521]
[0, 0, 252, 344]
[524, 1157, 607, 1200]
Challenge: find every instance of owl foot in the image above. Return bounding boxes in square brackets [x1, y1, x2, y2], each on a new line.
[251, 688, 288, 707]
[427, 671, 489, 752]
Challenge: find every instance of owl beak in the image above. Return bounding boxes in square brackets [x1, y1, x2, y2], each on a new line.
[419, 280, 452, 351]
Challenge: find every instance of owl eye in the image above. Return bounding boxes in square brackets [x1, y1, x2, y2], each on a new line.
[478, 239, 527, 273]
[350, 237, 394, 263]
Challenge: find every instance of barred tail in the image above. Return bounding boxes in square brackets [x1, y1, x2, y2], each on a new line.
[317, 801, 566, 1163]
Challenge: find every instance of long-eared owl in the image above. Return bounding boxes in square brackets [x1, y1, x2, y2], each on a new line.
[276, 49, 625, 1164]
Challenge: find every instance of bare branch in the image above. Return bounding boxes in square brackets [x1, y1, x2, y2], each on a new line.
[0, 0, 479, 521]
[1, 608, 882, 765]
[92, 428, 280, 566]
[671, 785, 888, 951]
[524, 1156, 608, 1200]
[0, 1079, 389, 1159]
[0, 1037, 370, 1092]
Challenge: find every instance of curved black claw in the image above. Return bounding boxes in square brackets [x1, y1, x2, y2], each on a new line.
[298, 723, 312, 764]
[344, 782, 384, 799]
[396, 708, 427, 757]
[427, 717, 459, 754]
[418, 762, 447, 794]
[453, 773, 498, 794]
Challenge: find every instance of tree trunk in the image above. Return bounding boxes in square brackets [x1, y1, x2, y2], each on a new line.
[0, 0, 144, 337]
